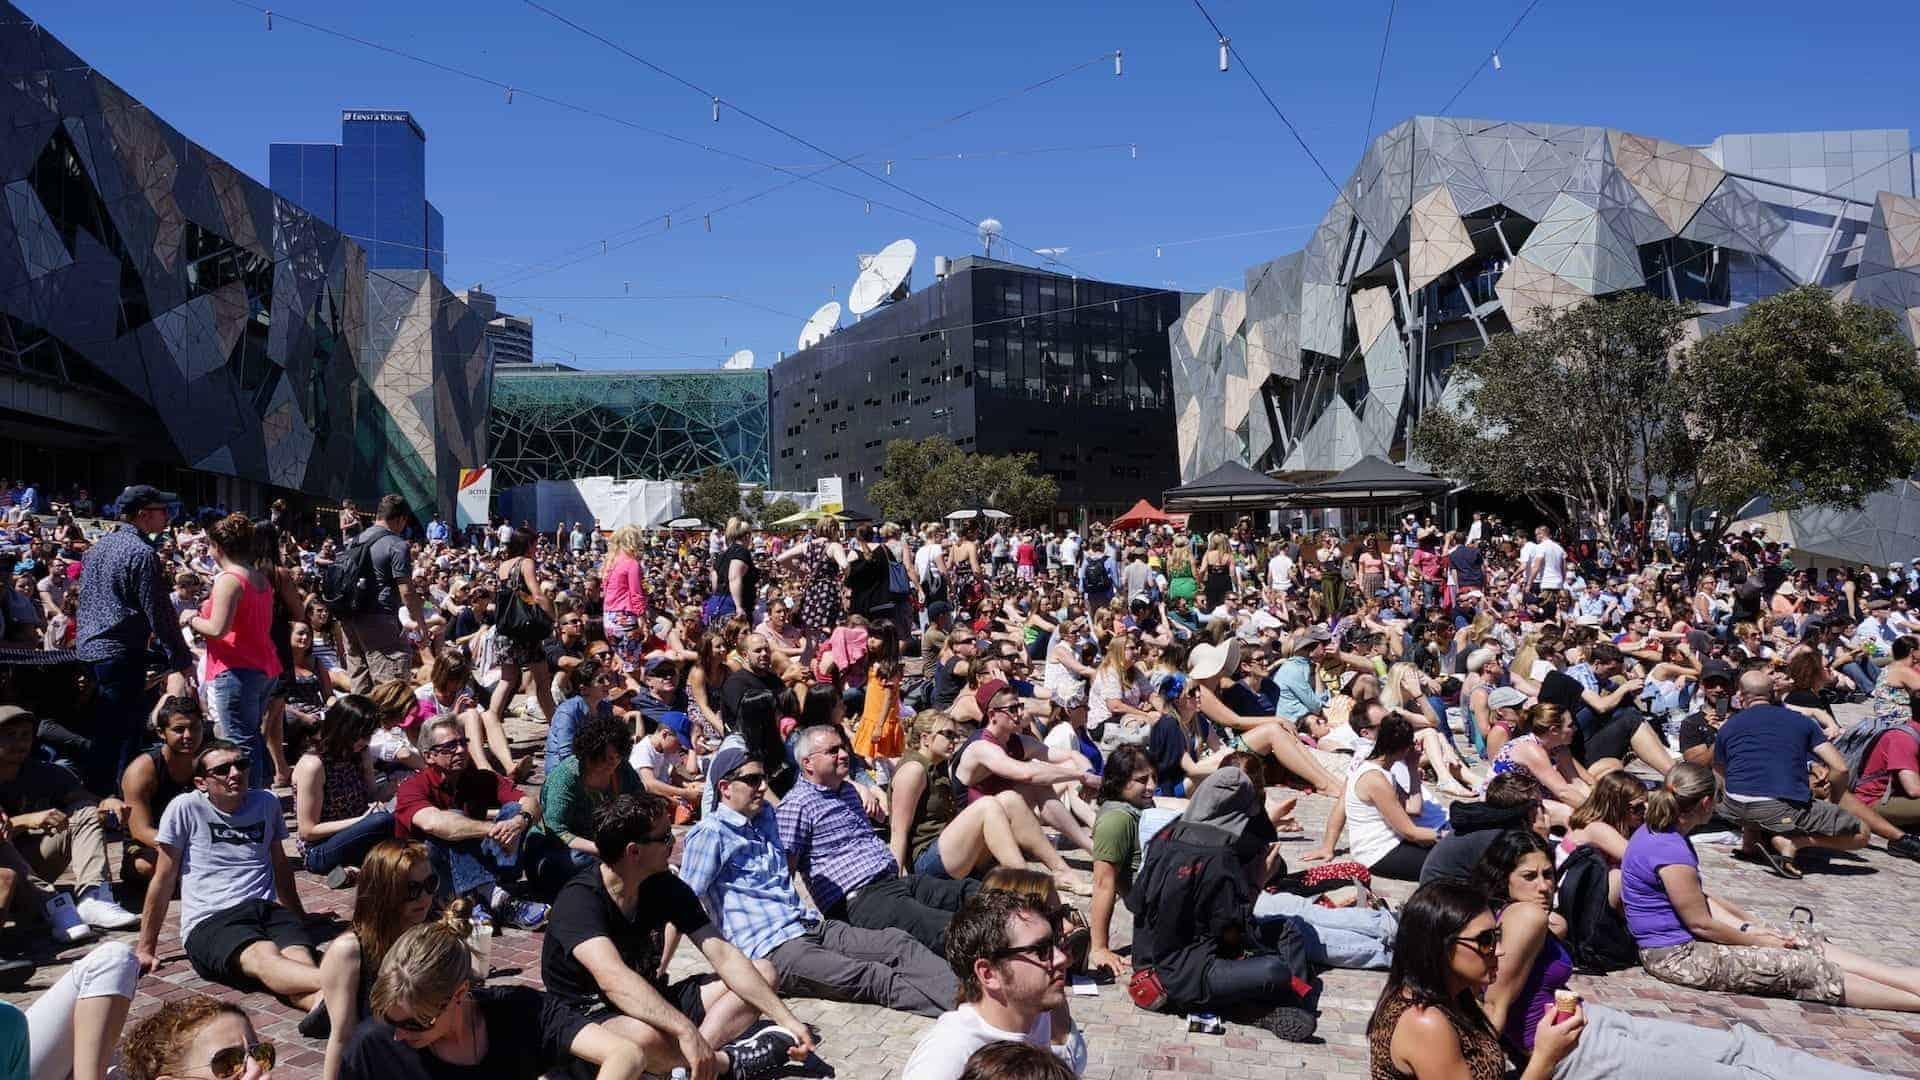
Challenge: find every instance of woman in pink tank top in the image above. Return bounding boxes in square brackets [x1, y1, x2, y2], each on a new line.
[181, 513, 283, 788]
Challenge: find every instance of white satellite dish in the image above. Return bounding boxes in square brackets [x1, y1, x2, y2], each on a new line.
[722, 349, 755, 370]
[797, 301, 841, 351]
[847, 238, 916, 316]
[977, 218, 1003, 258]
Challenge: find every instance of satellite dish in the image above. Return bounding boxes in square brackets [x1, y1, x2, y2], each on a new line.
[1035, 246, 1069, 262]
[722, 349, 755, 370]
[847, 238, 916, 315]
[977, 218, 1003, 258]
[797, 301, 841, 351]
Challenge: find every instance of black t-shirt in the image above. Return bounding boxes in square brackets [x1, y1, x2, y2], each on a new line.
[342, 986, 558, 1080]
[1731, 580, 1764, 623]
[1418, 830, 1502, 885]
[1537, 670, 1586, 714]
[932, 656, 966, 710]
[543, 636, 587, 670]
[1677, 710, 1718, 754]
[720, 668, 785, 732]
[717, 543, 758, 613]
[540, 866, 710, 1010]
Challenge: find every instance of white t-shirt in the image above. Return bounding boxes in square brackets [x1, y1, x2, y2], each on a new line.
[630, 735, 684, 782]
[155, 789, 287, 943]
[1267, 552, 1295, 590]
[1059, 536, 1081, 567]
[1535, 540, 1568, 590]
[901, 1004, 1087, 1080]
[915, 542, 945, 585]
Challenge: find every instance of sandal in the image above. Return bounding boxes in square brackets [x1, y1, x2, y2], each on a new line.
[1735, 846, 1802, 879]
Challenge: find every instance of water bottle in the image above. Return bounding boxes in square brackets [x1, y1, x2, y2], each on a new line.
[467, 919, 493, 984]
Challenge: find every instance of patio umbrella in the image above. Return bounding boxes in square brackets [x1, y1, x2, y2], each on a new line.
[945, 508, 1010, 520]
[770, 508, 842, 527]
[664, 516, 705, 529]
[1110, 498, 1174, 530]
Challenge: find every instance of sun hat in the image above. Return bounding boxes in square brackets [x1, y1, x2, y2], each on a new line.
[1186, 638, 1243, 681]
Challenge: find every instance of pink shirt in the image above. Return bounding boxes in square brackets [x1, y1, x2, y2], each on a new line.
[202, 571, 282, 681]
[604, 552, 645, 616]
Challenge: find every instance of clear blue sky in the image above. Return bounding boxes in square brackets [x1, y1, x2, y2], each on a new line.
[31, 0, 1920, 370]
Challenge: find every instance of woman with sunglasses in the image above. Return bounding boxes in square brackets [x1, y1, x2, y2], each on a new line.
[314, 840, 439, 1080]
[341, 904, 641, 1080]
[293, 696, 394, 887]
[120, 996, 273, 1080]
[1367, 880, 1581, 1080]
[1476, 829, 1880, 1079]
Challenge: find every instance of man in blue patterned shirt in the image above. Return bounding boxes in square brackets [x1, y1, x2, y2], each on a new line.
[74, 484, 193, 791]
[776, 725, 977, 953]
[679, 753, 956, 1017]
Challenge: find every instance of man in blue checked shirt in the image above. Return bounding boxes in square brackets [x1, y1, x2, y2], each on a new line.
[778, 724, 979, 953]
[678, 753, 957, 1017]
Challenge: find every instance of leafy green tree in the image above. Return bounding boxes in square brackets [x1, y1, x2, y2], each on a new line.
[1412, 290, 1689, 531]
[741, 486, 768, 524]
[762, 496, 803, 524]
[867, 437, 1060, 525]
[1674, 286, 1920, 524]
[682, 465, 741, 526]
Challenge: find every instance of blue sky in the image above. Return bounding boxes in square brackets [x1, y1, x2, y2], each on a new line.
[32, 0, 1920, 370]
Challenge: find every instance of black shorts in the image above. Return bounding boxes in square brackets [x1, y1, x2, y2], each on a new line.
[538, 973, 714, 1050]
[183, 899, 313, 986]
[1578, 710, 1648, 767]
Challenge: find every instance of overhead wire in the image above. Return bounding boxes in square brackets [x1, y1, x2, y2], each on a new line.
[517, 0, 1102, 277]
[1436, 0, 1546, 114]
[1360, 0, 1397, 159]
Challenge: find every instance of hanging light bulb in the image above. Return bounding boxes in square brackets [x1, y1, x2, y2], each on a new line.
[1155, 246, 1163, 258]
[1491, 51, 1502, 70]
[600, 239, 608, 255]
[864, 200, 871, 214]
[505, 87, 514, 104]
[264, 9, 272, 30]
[884, 160, 894, 176]
[711, 97, 720, 122]
[623, 281, 631, 294]
[664, 214, 671, 230]
[1114, 49, 1123, 77]
[1218, 37, 1230, 72]
[1130, 144, 1138, 160]
[704, 214, 712, 232]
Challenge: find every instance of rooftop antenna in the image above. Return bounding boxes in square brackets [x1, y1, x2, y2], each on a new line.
[976, 218, 1003, 259]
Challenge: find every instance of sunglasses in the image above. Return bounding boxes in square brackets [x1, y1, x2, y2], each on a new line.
[387, 987, 462, 1033]
[200, 759, 248, 778]
[427, 737, 470, 754]
[727, 771, 768, 788]
[199, 1041, 276, 1079]
[988, 935, 1070, 967]
[405, 872, 441, 900]
[1451, 926, 1502, 957]
[635, 830, 675, 847]
[933, 729, 960, 740]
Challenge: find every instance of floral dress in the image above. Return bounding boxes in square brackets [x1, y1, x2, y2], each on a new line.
[796, 542, 843, 630]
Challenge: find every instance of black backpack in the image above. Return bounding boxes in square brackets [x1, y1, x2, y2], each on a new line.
[318, 527, 384, 618]
[1554, 844, 1639, 973]
[1082, 558, 1112, 593]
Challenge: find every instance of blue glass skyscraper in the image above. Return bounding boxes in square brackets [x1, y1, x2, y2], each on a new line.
[270, 110, 445, 277]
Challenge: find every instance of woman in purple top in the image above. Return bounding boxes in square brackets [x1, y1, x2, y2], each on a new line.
[1625, 763, 1920, 1014]
[1477, 828, 1873, 1079]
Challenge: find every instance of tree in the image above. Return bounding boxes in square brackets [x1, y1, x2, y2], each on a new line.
[1412, 291, 1690, 532]
[1674, 286, 1920, 524]
[741, 486, 768, 524]
[762, 496, 803, 524]
[867, 437, 1060, 525]
[682, 465, 741, 526]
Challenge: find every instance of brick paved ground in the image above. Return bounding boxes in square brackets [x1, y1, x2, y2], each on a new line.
[8, 708, 1920, 1078]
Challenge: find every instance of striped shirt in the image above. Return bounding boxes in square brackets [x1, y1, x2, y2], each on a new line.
[774, 778, 897, 912]
[678, 803, 809, 959]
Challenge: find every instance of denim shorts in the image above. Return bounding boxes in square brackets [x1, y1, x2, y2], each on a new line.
[912, 841, 952, 879]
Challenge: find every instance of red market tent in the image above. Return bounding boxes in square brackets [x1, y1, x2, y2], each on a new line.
[1110, 499, 1181, 530]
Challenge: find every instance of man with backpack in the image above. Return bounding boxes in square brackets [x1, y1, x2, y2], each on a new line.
[332, 494, 425, 693]
[1845, 704, 1920, 850]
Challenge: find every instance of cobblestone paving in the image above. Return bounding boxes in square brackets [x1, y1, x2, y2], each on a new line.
[8, 712, 1920, 1078]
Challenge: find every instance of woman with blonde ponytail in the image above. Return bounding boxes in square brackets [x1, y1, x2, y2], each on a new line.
[1622, 763, 1920, 1014]
[339, 902, 641, 1080]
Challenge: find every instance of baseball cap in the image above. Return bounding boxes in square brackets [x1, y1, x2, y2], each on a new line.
[1300, 626, 1333, 644]
[1486, 686, 1528, 710]
[0, 704, 35, 728]
[925, 601, 952, 623]
[974, 678, 1012, 715]
[643, 657, 677, 677]
[1699, 659, 1736, 688]
[115, 484, 176, 513]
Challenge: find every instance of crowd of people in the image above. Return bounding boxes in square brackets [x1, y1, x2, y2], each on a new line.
[1, 482, 1919, 1080]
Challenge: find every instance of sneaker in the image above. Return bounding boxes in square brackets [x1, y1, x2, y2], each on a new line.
[724, 1024, 800, 1080]
[1889, 834, 1920, 862]
[1253, 1004, 1318, 1043]
[498, 899, 549, 931]
[297, 999, 331, 1039]
[0, 956, 34, 990]
[75, 884, 141, 931]
[44, 893, 95, 945]
[469, 905, 495, 930]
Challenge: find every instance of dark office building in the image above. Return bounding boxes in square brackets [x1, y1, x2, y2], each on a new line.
[270, 110, 445, 277]
[771, 257, 1180, 521]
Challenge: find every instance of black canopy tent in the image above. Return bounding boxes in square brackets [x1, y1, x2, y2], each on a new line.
[1163, 460, 1300, 513]
[1281, 455, 1452, 526]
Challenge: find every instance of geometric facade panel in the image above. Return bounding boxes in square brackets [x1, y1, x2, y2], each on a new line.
[0, 4, 489, 513]
[488, 367, 771, 491]
[1408, 184, 1476, 290]
[1862, 191, 1920, 276]
[1608, 130, 1724, 234]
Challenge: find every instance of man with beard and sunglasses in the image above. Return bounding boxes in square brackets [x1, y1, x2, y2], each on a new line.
[135, 739, 323, 1012]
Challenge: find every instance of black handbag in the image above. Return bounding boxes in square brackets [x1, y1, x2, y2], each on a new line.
[496, 576, 553, 644]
